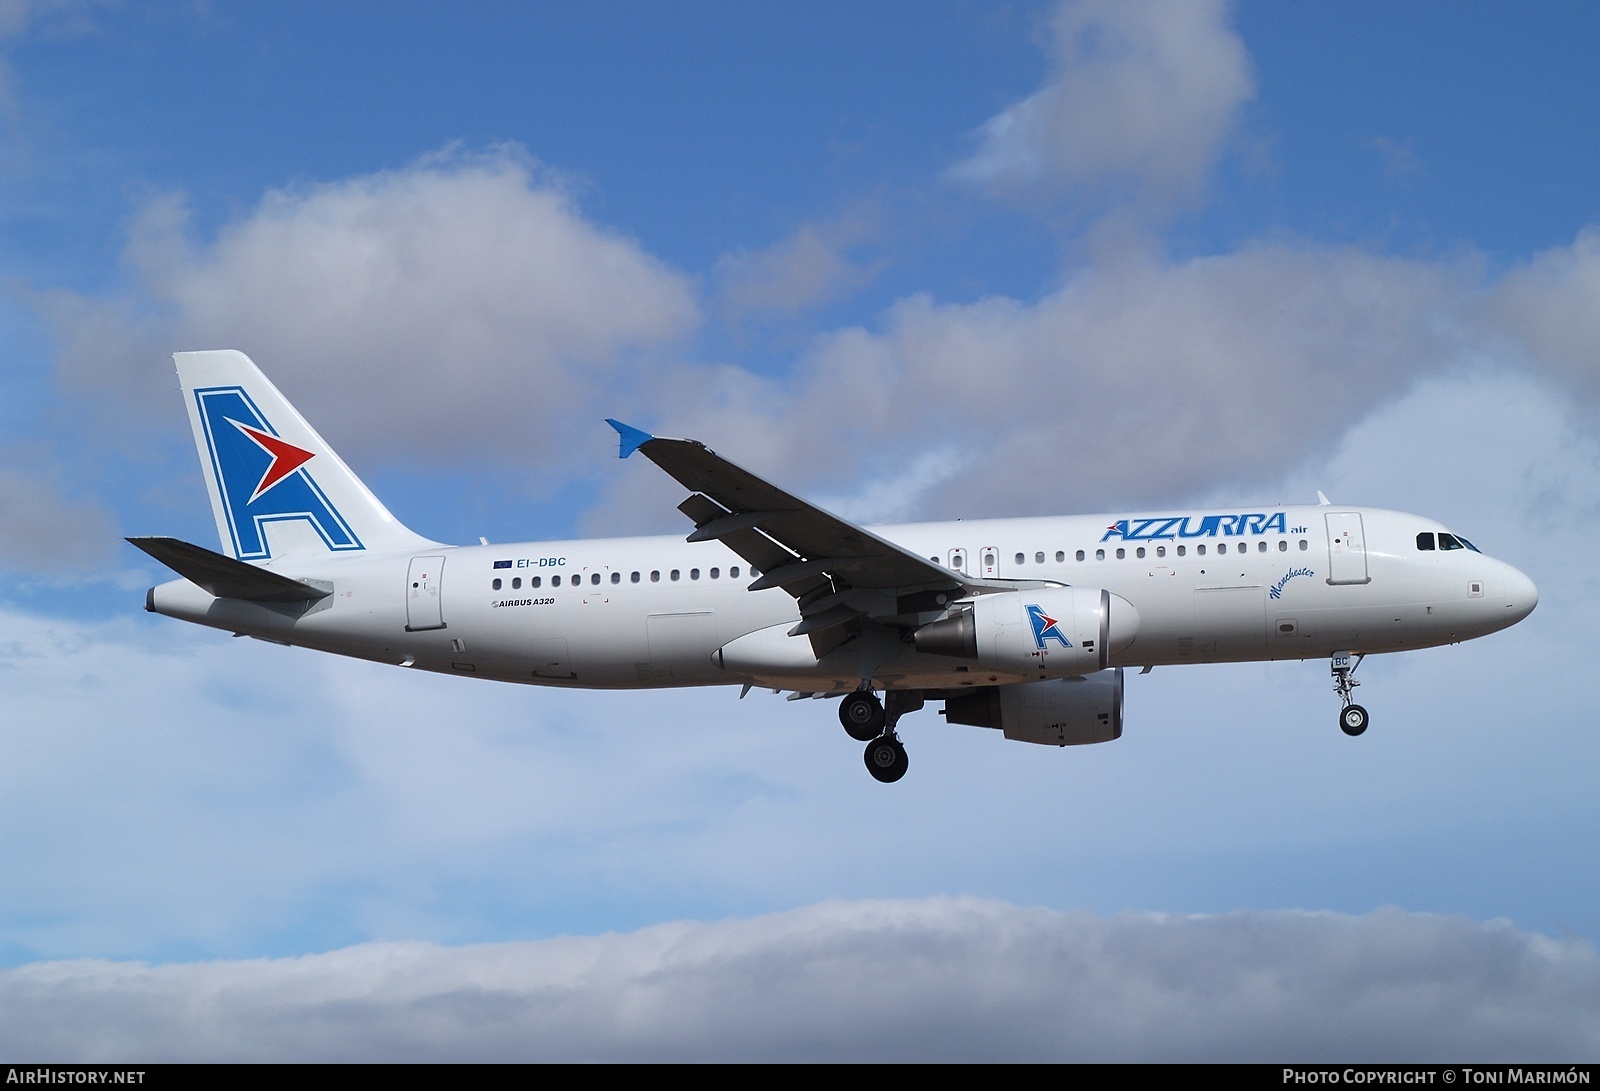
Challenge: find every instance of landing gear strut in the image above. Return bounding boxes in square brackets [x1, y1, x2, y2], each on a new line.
[1331, 652, 1368, 736]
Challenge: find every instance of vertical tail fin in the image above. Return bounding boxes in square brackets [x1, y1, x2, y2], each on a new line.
[177, 349, 435, 560]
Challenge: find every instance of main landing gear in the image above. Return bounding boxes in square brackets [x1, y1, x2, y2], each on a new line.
[839, 690, 885, 741]
[839, 689, 922, 783]
[864, 735, 909, 783]
[1332, 652, 1369, 737]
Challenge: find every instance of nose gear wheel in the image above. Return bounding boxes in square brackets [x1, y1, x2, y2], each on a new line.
[1331, 652, 1369, 736]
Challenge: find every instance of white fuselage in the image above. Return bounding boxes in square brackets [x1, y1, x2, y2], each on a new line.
[147, 504, 1538, 694]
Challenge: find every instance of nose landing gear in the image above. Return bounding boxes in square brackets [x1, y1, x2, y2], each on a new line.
[1332, 652, 1368, 736]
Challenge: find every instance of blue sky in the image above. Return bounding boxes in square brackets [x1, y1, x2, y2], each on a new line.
[2, 0, 1599, 1060]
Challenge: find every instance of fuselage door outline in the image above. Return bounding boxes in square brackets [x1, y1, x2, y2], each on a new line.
[406, 555, 447, 631]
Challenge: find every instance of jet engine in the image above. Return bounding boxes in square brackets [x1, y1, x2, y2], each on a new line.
[913, 587, 1138, 679]
[942, 670, 1124, 746]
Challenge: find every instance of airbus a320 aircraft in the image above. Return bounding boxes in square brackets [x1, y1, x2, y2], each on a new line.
[132, 351, 1539, 783]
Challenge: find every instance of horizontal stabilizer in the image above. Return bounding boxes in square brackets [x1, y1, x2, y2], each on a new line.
[127, 537, 331, 603]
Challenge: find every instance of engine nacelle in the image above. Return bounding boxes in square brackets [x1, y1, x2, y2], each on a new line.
[943, 670, 1124, 746]
[913, 587, 1138, 679]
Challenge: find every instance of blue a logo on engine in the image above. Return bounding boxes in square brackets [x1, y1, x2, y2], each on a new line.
[194, 385, 362, 560]
[1026, 603, 1072, 650]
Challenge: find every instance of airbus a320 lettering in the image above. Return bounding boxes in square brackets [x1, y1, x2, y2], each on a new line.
[132, 351, 1539, 782]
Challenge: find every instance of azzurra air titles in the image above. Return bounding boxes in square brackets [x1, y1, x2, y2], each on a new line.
[131, 351, 1538, 783]
[1102, 513, 1303, 541]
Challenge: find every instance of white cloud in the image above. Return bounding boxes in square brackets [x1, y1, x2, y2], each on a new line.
[713, 212, 883, 320]
[600, 242, 1469, 524]
[2, 899, 1595, 1061]
[39, 148, 699, 468]
[1486, 225, 1600, 403]
[0, 460, 117, 573]
[950, 0, 1254, 206]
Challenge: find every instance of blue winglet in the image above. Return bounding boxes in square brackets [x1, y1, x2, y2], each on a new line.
[605, 419, 654, 459]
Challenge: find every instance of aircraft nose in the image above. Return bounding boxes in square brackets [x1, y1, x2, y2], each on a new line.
[1500, 564, 1539, 626]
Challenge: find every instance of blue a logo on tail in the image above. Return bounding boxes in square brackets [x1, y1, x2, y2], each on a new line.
[194, 386, 362, 560]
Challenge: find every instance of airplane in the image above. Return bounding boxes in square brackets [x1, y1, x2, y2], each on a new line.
[131, 350, 1540, 783]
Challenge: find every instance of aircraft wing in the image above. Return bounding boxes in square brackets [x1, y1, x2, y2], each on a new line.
[607, 420, 1019, 649]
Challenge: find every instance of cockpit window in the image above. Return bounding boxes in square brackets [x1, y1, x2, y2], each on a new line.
[1438, 533, 1464, 551]
[1416, 532, 1435, 550]
[1459, 536, 1480, 553]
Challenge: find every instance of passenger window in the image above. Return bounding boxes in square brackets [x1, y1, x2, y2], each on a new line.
[1258, 541, 1267, 553]
[1115, 548, 1126, 560]
[750, 567, 761, 577]
[1095, 549, 1105, 561]
[730, 566, 740, 578]
[1177, 545, 1186, 557]
[531, 577, 541, 588]
[631, 572, 640, 583]
[492, 578, 502, 591]
[710, 567, 719, 579]
[1136, 547, 1145, 559]
[591, 573, 601, 585]
[671, 570, 680, 581]
[1278, 541, 1287, 552]
[1197, 545, 1207, 556]
[651, 570, 660, 583]
[1055, 551, 1064, 562]
[1299, 540, 1308, 551]
[690, 568, 700, 580]
[1417, 533, 1436, 550]
[611, 572, 621, 584]
[1156, 546, 1166, 558]
[1035, 551, 1045, 564]
[512, 577, 522, 589]
[1217, 543, 1227, 554]
[552, 575, 561, 587]
[1076, 550, 1085, 561]
[1014, 553, 1024, 565]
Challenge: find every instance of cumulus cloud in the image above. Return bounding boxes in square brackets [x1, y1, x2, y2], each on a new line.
[38, 149, 699, 468]
[2, 900, 1596, 1061]
[1485, 226, 1600, 404]
[713, 212, 884, 320]
[0, 460, 117, 573]
[950, 0, 1254, 207]
[602, 243, 1469, 524]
